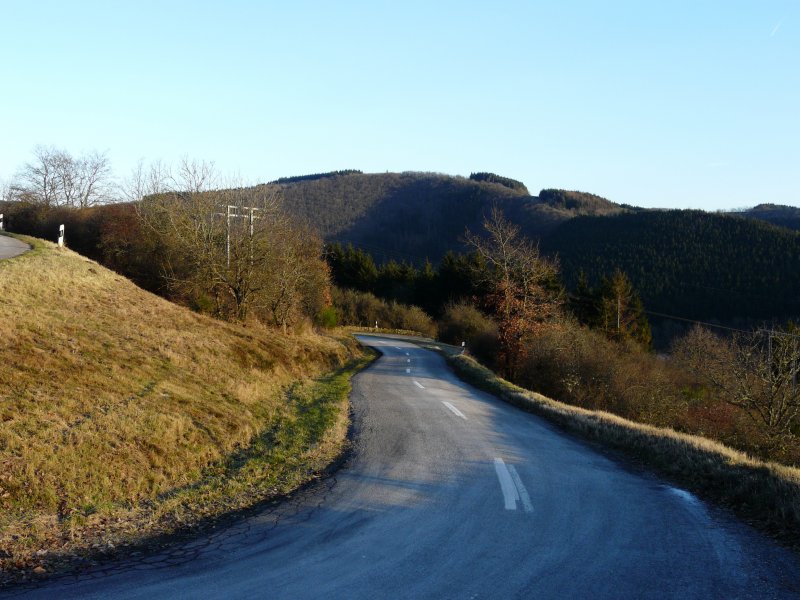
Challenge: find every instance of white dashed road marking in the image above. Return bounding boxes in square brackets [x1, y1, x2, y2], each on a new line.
[442, 401, 466, 420]
[493, 458, 532, 512]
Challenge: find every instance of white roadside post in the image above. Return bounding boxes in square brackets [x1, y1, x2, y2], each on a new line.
[58, 224, 65, 247]
[0, 213, 4, 231]
[461, 341, 466, 354]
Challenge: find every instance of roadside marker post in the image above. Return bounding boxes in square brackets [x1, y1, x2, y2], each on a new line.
[58, 224, 65, 247]
[0, 213, 4, 231]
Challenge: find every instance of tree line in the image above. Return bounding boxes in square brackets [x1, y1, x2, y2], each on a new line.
[468, 172, 529, 194]
[325, 229, 651, 356]
[2, 153, 330, 331]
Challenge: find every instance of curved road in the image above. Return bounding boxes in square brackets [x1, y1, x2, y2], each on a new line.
[0, 235, 29, 260]
[7, 335, 799, 598]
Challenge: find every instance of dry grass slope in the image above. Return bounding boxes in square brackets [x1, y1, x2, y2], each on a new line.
[0, 236, 363, 578]
[445, 353, 800, 549]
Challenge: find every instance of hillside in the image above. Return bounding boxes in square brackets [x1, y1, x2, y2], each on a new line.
[246, 171, 626, 263]
[542, 210, 800, 324]
[234, 172, 799, 328]
[737, 204, 800, 231]
[0, 236, 363, 576]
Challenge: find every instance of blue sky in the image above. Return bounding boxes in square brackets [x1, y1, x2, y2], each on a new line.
[1, 1, 797, 210]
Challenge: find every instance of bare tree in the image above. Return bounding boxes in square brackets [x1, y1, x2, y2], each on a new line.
[674, 326, 800, 437]
[10, 146, 113, 208]
[175, 156, 216, 194]
[136, 160, 328, 326]
[10, 146, 60, 207]
[0, 177, 9, 203]
[75, 150, 113, 208]
[253, 219, 331, 331]
[465, 207, 563, 378]
[123, 159, 170, 203]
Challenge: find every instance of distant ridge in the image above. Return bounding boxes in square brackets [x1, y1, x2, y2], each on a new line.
[736, 203, 800, 231]
[270, 170, 363, 185]
[469, 172, 529, 194]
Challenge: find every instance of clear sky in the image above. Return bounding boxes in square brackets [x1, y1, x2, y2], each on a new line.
[1, 1, 797, 210]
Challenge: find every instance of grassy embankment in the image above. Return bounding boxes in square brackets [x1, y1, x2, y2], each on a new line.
[0, 235, 371, 580]
[431, 348, 800, 549]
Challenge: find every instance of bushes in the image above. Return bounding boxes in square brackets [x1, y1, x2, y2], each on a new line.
[535, 323, 684, 426]
[331, 287, 437, 337]
[509, 319, 800, 466]
[438, 303, 499, 367]
[0, 201, 163, 292]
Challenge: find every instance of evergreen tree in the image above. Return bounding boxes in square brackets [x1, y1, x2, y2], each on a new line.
[596, 270, 651, 347]
[326, 243, 378, 292]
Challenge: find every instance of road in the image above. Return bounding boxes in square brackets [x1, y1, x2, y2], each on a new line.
[7, 335, 799, 599]
[0, 235, 29, 260]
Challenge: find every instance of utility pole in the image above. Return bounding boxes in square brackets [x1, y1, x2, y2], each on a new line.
[215, 204, 261, 270]
[226, 205, 231, 268]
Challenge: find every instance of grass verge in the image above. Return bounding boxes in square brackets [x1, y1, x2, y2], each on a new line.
[342, 326, 433, 339]
[0, 237, 373, 583]
[444, 353, 800, 550]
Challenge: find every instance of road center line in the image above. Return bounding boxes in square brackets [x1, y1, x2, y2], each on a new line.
[493, 458, 519, 510]
[406, 359, 411, 363]
[442, 401, 466, 420]
[507, 464, 533, 513]
[406, 368, 411, 374]
[414, 380, 425, 389]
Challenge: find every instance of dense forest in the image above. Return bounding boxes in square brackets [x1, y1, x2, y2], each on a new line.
[270, 170, 363, 185]
[542, 210, 800, 325]
[468, 172, 529, 194]
[242, 172, 630, 264]
[737, 204, 800, 231]
[537, 189, 630, 214]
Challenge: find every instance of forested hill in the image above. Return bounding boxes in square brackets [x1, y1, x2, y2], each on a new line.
[542, 210, 800, 324]
[245, 171, 626, 263]
[737, 204, 800, 231]
[239, 170, 798, 326]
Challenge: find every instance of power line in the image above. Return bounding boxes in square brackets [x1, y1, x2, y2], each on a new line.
[566, 293, 778, 334]
[642, 310, 752, 334]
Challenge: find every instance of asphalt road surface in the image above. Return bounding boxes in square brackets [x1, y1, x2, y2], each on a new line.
[0, 235, 28, 260]
[7, 335, 799, 599]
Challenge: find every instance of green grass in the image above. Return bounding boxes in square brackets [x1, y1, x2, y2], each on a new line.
[147, 352, 376, 524]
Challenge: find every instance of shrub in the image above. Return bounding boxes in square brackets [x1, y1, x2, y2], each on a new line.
[438, 303, 494, 345]
[512, 319, 800, 466]
[332, 287, 436, 337]
[316, 306, 339, 329]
